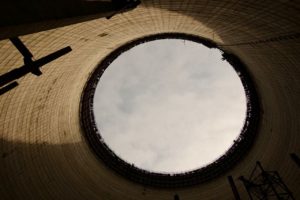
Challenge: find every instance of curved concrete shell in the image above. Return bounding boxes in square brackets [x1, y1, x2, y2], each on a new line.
[0, 1, 299, 199]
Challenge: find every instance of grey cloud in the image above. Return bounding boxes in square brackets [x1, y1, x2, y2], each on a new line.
[93, 39, 246, 173]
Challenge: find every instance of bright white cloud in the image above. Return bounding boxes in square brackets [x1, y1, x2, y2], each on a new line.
[93, 39, 246, 173]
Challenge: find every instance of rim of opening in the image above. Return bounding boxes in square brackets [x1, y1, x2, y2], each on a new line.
[80, 32, 260, 188]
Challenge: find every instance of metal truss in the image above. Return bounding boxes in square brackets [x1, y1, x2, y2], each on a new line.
[239, 162, 295, 200]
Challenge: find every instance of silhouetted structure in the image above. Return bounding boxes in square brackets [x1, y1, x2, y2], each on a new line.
[290, 153, 300, 168]
[239, 162, 295, 200]
[228, 176, 241, 200]
[0, 37, 72, 95]
[10, 37, 42, 76]
[174, 194, 180, 200]
[0, 81, 18, 95]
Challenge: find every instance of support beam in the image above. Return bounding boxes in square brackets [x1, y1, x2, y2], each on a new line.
[227, 176, 241, 200]
[290, 153, 300, 168]
[0, 81, 18, 96]
[174, 194, 180, 200]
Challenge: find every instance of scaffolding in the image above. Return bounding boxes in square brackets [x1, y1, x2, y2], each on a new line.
[239, 162, 295, 200]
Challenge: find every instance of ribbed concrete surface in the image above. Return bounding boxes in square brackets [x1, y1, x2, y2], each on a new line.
[0, 0, 299, 199]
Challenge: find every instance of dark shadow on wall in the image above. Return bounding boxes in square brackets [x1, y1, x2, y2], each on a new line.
[0, 81, 18, 96]
[0, 138, 90, 199]
[0, 37, 72, 96]
[0, 138, 181, 200]
[0, 138, 120, 199]
[0, 0, 141, 40]
[0, 138, 299, 199]
[0, 1, 112, 40]
[0, 0, 114, 27]
[0, 46, 72, 87]
[144, 1, 300, 46]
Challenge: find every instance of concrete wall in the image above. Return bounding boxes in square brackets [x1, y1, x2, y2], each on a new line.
[0, 0, 299, 199]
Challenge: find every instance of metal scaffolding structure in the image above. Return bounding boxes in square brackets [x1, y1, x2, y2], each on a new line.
[228, 176, 241, 200]
[239, 162, 295, 200]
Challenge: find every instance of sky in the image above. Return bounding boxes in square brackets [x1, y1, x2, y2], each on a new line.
[93, 39, 246, 174]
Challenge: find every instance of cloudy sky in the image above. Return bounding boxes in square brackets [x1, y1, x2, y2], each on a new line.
[93, 39, 246, 174]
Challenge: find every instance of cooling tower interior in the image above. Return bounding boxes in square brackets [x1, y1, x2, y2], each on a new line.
[0, 0, 299, 199]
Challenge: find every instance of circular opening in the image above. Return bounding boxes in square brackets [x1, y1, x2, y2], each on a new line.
[80, 33, 259, 187]
[93, 39, 247, 174]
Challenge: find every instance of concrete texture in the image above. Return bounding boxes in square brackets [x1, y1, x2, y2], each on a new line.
[0, 0, 299, 199]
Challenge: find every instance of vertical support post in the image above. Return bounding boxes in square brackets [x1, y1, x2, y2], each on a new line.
[174, 194, 180, 200]
[290, 153, 300, 168]
[228, 176, 241, 200]
[239, 176, 254, 200]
